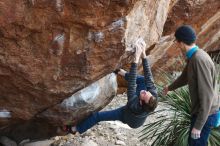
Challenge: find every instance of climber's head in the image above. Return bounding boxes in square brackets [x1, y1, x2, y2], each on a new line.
[139, 90, 158, 112]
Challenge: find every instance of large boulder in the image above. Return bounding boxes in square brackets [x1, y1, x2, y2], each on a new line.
[0, 0, 172, 142]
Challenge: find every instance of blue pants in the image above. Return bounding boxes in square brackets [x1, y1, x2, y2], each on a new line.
[76, 106, 125, 133]
[188, 111, 220, 146]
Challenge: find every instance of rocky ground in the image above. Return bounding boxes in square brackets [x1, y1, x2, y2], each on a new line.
[51, 93, 151, 146]
[1, 93, 164, 146]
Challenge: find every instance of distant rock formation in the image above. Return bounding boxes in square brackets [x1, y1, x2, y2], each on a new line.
[151, 0, 220, 79]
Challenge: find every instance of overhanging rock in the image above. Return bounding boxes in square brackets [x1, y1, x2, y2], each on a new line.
[38, 73, 118, 126]
[0, 0, 173, 141]
[0, 73, 117, 142]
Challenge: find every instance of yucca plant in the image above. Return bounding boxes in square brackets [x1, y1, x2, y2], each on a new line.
[140, 53, 220, 146]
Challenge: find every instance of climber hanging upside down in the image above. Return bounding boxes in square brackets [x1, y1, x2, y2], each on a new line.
[62, 38, 158, 134]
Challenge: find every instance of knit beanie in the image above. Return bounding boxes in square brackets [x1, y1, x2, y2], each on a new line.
[175, 25, 196, 45]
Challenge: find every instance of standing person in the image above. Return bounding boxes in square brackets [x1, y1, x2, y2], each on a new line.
[63, 39, 158, 134]
[163, 25, 220, 146]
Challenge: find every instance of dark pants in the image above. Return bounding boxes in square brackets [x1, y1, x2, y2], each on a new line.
[76, 106, 125, 133]
[188, 111, 220, 146]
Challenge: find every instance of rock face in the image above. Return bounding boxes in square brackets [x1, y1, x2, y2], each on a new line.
[150, 0, 220, 79]
[117, 0, 220, 93]
[0, 0, 172, 142]
[0, 0, 133, 124]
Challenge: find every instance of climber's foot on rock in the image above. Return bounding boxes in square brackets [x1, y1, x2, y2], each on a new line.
[57, 125, 77, 135]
